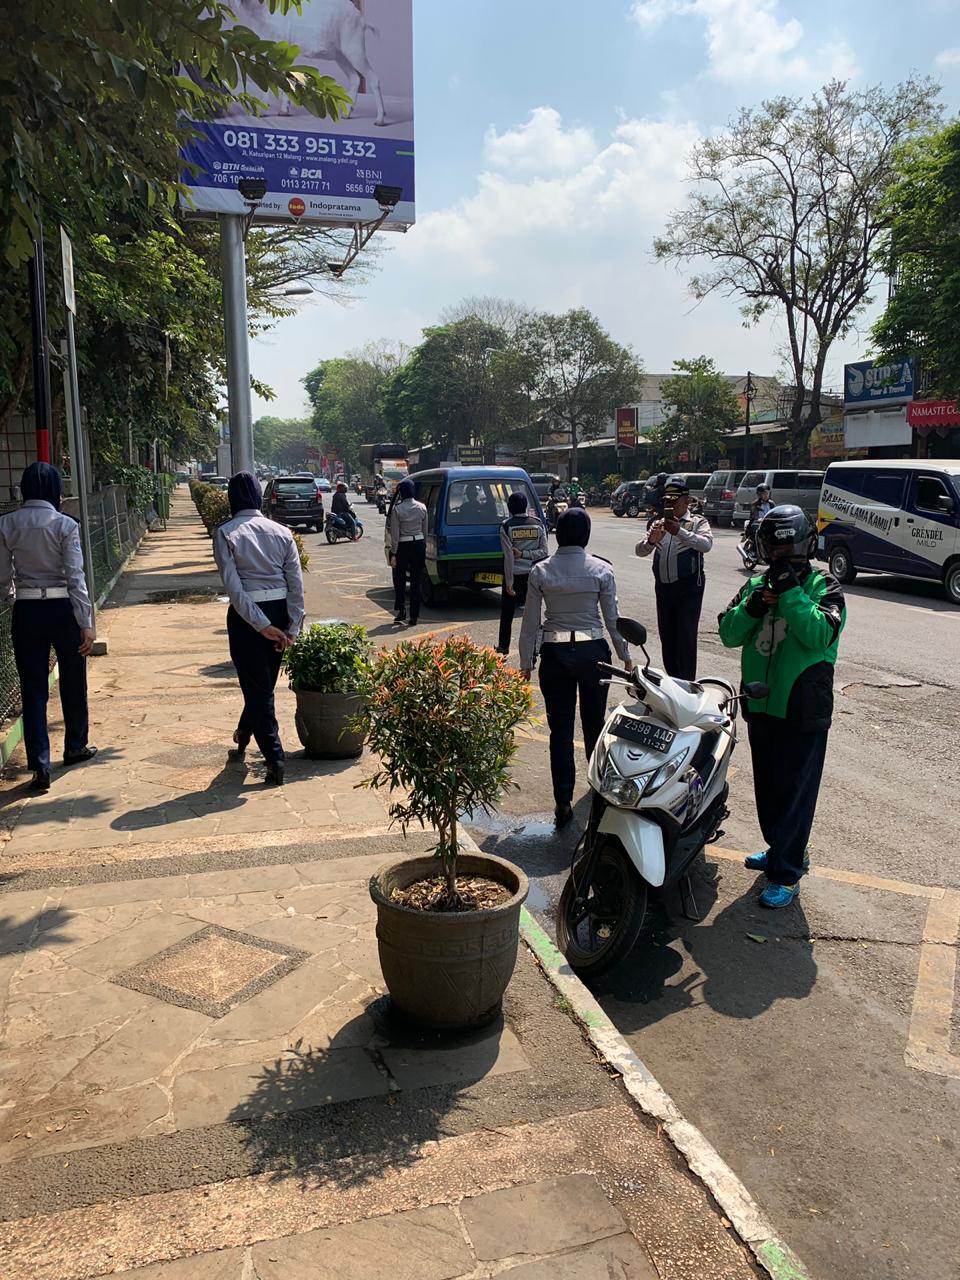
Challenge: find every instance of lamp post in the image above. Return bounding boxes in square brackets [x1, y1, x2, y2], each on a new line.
[744, 371, 757, 469]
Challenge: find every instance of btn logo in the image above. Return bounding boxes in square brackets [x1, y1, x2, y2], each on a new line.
[288, 197, 306, 218]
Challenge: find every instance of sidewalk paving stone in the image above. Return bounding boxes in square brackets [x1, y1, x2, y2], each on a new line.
[460, 1174, 627, 1260]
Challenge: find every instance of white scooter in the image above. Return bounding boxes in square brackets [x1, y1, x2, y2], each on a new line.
[556, 617, 767, 977]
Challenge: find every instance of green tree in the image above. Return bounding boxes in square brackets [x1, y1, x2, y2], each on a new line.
[304, 340, 406, 470]
[252, 416, 314, 469]
[521, 308, 643, 476]
[872, 121, 960, 399]
[0, 0, 349, 265]
[650, 357, 741, 467]
[655, 78, 940, 462]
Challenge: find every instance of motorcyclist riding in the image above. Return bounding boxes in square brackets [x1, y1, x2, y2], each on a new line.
[331, 481, 358, 540]
[718, 505, 846, 909]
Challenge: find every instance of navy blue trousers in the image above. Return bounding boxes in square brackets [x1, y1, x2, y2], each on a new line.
[227, 599, 289, 763]
[498, 573, 528, 653]
[11, 599, 89, 772]
[538, 638, 611, 805]
[748, 714, 829, 886]
[655, 579, 704, 681]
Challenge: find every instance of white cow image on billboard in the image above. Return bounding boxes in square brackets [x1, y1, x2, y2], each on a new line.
[232, 0, 386, 126]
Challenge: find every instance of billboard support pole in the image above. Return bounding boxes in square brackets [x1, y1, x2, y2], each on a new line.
[220, 214, 254, 475]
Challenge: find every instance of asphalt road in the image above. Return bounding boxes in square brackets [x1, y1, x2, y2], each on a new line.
[301, 497, 960, 1280]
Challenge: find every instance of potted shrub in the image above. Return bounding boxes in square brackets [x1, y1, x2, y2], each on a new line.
[284, 622, 371, 758]
[361, 635, 532, 1030]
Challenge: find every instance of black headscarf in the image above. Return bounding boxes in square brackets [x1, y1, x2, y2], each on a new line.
[21, 462, 62, 510]
[507, 491, 528, 515]
[556, 507, 591, 547]
[228, 471, 262, 516]
[397, 479, 415, 500]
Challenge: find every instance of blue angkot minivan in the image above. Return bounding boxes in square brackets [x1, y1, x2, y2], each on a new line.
[408, 466, 545, 606]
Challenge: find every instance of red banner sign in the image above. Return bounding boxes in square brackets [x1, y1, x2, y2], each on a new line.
[907, 400, 960, 427]
[616, 406, 638, 449]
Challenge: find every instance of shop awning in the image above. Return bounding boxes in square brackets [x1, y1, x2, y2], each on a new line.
[907, 400, 960, 427]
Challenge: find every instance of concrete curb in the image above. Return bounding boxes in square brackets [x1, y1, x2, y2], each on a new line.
[0, 530, 144, 767]
[457, 824, 813, 1280]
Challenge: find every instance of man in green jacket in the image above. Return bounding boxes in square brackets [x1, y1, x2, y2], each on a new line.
[718, 505, 846, 908]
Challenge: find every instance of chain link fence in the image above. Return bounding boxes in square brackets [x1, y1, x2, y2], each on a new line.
[0, 486, 144, 734]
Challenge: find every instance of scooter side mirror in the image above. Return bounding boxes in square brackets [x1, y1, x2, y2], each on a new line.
[616, 617, 648, 647]
[743, 681, 770, 700]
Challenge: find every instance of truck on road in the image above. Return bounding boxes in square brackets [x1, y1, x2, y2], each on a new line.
[359, 443, 409, 504]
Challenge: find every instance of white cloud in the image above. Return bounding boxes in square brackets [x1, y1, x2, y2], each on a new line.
[630, 0, 858, 84]
[483, 107, 596, 175]
[934, 47, 960, 68]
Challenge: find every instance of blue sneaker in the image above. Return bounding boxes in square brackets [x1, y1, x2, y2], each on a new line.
[744, 848, 811, 874]
[759, 882, 799, 909]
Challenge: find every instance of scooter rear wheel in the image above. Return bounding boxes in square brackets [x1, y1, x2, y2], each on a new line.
[557, 840, 647, 978]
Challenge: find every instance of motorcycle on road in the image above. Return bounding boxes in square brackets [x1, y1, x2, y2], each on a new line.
[736, 526, 759, 571]
[324, 507, 364, 544]
[546, 493, 569, 533]
[556, 617, 767, 978]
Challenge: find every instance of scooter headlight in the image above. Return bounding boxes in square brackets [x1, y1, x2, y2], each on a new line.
[599, 756, 652, 808]
[647, 747, 691, 795]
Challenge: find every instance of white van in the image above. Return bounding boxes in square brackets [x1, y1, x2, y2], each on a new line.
[817, 460, 960, 604]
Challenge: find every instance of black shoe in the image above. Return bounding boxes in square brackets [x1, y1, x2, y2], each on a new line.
[554, 802, 574, 830]
[62, 746, 98, 766]
[229, 730, 249, 761]
[407, 618, 418, 628]
[495, 647, 509, 656]
[264, 761, 285, 786]
[30, 770, 51, 793]
[393, 612, 406, 625]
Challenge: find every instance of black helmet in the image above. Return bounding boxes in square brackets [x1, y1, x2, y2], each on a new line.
[756, 483, 770, 495]
[756, 504, 816, 563]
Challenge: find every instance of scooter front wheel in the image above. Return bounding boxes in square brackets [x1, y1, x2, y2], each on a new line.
[325, 527, 337, 544]
[557, 840, 647, 978]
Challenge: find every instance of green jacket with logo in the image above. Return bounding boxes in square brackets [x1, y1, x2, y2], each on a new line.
[718, 568, 846, 731]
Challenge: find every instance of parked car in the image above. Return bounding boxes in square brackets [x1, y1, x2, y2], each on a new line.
[202, 475, 230, 491]
[527, 472, 560, 502]
[407, 466, 544, 606]
[702, 469, 747, 527]
[262, 474, 325, 530]
[817, 459, 960, 603]
[316, 477, 332, 493]
[610, 481, 647, 518]
[732, 468, 825, 527]
[669, 472, 712, 498]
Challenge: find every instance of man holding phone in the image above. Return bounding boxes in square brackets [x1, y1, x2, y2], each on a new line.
[635, 477, 713, 680]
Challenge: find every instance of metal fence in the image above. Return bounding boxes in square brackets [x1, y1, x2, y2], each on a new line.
[0, 486, 145, 732]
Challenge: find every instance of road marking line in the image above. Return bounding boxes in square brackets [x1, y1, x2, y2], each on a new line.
[905, 891, 960, 1081]
[711, 846, 945, 900]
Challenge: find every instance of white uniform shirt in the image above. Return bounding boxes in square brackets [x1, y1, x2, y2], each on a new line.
[388, 498, 428, 553]
[0, 500, 93, 628]
[213, 509, 305, 634]
[519, 547, 632, 670]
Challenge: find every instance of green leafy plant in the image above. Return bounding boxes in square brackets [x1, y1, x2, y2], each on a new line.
[291, 530, 310, 574]
[199, 487, 230, 534]
[603, 473, 622, 491]
[284, 623, 371, 693]
[359, 635, 533, 907]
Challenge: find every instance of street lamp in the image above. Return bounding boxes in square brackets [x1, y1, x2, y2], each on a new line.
[282, 285, 312, 297]
[744, 371, 758, 469]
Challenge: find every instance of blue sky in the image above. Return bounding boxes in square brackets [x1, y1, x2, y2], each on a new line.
[252, 0, 960, 419]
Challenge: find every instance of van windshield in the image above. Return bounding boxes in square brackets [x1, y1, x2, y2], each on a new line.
[447, 480, 530, 524]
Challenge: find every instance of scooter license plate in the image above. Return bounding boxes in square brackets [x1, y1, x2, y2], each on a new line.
[610, 715, 675, 753]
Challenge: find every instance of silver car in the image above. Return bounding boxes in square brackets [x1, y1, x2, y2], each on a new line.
[732, 468, 824, 527]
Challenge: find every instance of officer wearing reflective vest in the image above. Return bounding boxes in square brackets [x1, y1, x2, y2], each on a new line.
[718, 505, 846, 909]
[496, 490, 548, 656]
[635, 477, 713, 680]
[0, 462, 97, 792]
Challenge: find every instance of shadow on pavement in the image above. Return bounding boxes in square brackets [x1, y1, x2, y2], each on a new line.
[0, 905, 75, 956]
[229, 1006, 505, 1186]
[110, 762, 248, 830]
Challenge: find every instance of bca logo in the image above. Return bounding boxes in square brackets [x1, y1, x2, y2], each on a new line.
[288, 166, 298, 177]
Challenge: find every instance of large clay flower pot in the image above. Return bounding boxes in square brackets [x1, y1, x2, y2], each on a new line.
[294, 690, 365, 758]
[369, 851, 529, 1030]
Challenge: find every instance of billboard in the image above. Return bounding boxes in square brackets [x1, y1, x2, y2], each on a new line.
[843, 358, 913, 406]
[180, 0, 414, 227]
[616, 406, 638, 449]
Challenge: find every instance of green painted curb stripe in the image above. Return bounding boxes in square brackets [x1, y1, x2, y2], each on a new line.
[757, 1240, 813, 1280]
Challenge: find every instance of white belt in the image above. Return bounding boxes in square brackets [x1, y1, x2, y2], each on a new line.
[398, 535, 424, 543]
[247, 588, 287, 602]
[17, 586, 69, 600]
[541, 628, 605, 644]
